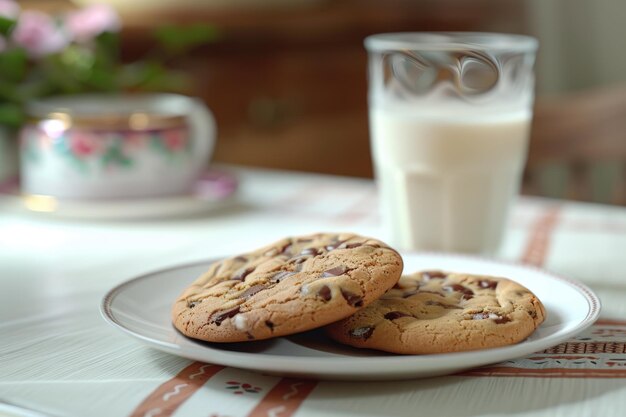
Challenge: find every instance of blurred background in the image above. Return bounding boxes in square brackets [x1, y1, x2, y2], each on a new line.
[10, 0, 626, 205]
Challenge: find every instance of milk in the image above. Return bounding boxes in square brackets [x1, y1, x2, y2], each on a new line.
[370, 107, 531, 253]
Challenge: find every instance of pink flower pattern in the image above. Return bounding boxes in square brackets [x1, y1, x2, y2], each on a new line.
[225, 381, 262, 395]
[23, 126, 192, 169]
[163, 129, 187, 151]
[69, 132, 99, 158]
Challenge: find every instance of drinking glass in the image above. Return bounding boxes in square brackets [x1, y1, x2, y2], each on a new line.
[366, 32, 537, 253]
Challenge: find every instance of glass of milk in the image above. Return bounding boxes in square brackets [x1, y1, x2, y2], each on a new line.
[366, 33, 537, 254]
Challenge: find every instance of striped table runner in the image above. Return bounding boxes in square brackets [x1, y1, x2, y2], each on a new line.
[125, 204, 626, 417]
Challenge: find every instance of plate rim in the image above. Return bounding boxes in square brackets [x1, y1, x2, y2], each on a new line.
[101, 252, 601, 368]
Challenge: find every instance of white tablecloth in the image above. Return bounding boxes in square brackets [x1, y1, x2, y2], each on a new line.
[1, 166, 626, 417]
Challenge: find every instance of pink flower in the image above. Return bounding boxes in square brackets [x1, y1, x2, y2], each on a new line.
[0, 0, 19, 19]
[65, 4, 120, 43]
[11, 11, 68, 57]
[163, 129, 187, 151]
[69, 131, 99, 157]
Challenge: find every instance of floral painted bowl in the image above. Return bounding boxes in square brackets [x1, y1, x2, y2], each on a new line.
[20, 93, 215, 200]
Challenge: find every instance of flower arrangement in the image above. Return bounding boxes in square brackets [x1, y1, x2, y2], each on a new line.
[0, 0, 217, 129]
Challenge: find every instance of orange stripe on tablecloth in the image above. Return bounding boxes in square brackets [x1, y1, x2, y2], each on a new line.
[128, 362, 224, 417]
[246, 378, 318, 417]
[520, 206, 561, 266]
[595, 319, 626, 326]
[459, 367, 626, 378]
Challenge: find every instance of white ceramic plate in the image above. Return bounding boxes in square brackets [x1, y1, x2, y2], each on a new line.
[101, 253, 601, 381]
[0, 171, 237, 220]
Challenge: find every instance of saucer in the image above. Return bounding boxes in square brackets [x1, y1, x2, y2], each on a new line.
[0, 169, 237, 220]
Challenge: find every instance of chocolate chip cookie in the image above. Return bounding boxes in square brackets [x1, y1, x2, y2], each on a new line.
[172, 233, 403, 343]
[326, 271, 546, 354]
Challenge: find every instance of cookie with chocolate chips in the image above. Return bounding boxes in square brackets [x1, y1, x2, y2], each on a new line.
[326, 271, 545, 354]
[172, 233, 403, 342]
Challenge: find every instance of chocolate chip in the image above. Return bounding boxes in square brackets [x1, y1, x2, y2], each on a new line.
[478, 280, 498, 289]
[423, 271, 447, 281]
[350, 326, 374, 340]
[340, 289, 363, 307]
[444, 284, 474, 300]
[384, 311, 410, 320]
[188, 301, 199, 308]
[322, 266, 349, 277]
[325, 236, 348, 251]
[280, 242, 293, 256]
[325, 242, 343, 251]
[271, 271, 295, 283]
[318, 285, 332, 301]
[265, 320, 274, 330]
[211, 306, 240, 326]
[472, 312, 507, 322]
[300, 247, 321, 256]
[472, 312, 490, 320]
[232, 267, 254, 281]
[344, 242, 363, 249]
[234, 256, 247, 262]
[239, 284, 266, 299]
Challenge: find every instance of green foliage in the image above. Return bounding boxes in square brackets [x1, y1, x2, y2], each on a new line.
[154, 24, 219, 54]
[0, 22, 218, 129]
[0, 102, 25, 127]
[0, 16, 15, 37]
[119, 61, 190, 92]
[0, 48, 27, 82]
